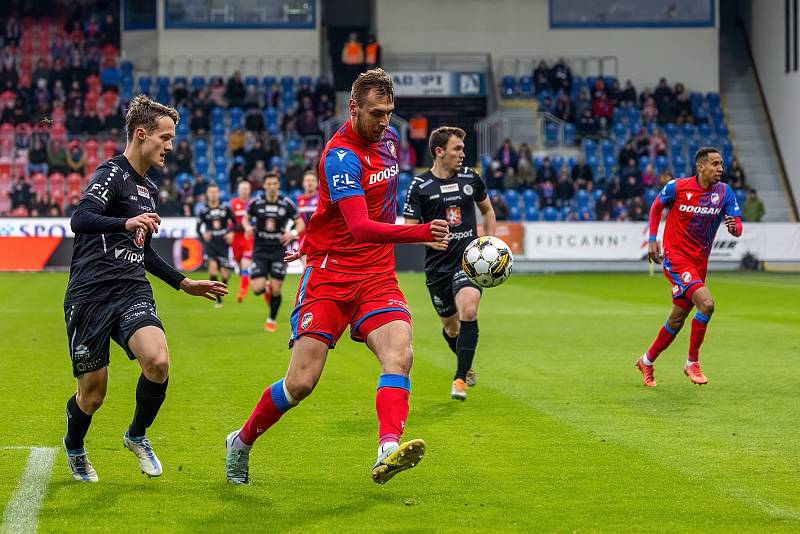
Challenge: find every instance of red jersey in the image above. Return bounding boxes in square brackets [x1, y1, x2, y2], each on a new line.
[305, 120, 400, 274]
[653, 176, 741, 265]
[230, 196, 251, 234]
[296, 192, 319, 227]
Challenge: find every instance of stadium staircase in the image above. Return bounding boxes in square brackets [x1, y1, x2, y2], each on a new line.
[719, 25, 797, 221]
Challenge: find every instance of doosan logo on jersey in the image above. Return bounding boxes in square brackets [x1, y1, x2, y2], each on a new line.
[678, 204, 721, 215]
[369, 164, 399, 185]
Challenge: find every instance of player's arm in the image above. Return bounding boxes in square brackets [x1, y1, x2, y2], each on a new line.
[242, 203, 255, 238]
[326, 149, 448, 243]
[647, 180, 676, 264]
[474, 172, 496, 236]
[197, 211, 211, 242]
[143, 233, 227, 299]
[71, 166, 160, 235]
[723, 185, 743, 237]
[224, 207, 234, 244]
[402, 177, 450, 249]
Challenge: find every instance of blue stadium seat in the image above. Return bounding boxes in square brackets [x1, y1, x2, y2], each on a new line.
[672, 155, 686, 173]
[682, 123, 697, 139]
[533, 156, 543, 171]
[578, 207, 593, 221]
[501, 76, 516, 97]
[716, 122, 729, 137]
[545, 123, 559, 146]
[707, 92, 721, 108]
[286, 138, 302, 155]
[507, 205, 522, 221]
[244, 76, 259, 89]
[156, 87, 170, 104]
[100, 67, 120, 89]
[120, 86, 134, 102]
[120, 60, 134, 75]
[542, 206, 559, 221]
[481, 154, 493, 172]
[214, 155, 227, 173]
[644, 188, 658, 207]
[270, 155, 284, 170]
[583, 139, 597, 160]
[601, 139, 616, 161]
[638, 155, 650, 171]
[211, 107, 225, 125]
[586, 155, 599, 177]
[262, 76, 277, 89]
[522, 189, 539, 208]
[267, 123, 280, 136]
[611, 122, 627, 141]
[138, 76, 152, 95]
[280, 76, 295, 93]
[211, 122, 225, 136]
[564, 123, 577, 145]
[213, 138, 226, 159]
[194, 139, 208, 157]
[551, 155, 564, 170]
[603, 76, 617, 89]
[229, 108, 244, 129]
[298, 75, 313, 87]
[560, 206, 572, 220]
[687, 141, 699, 160]
[655, 155, 669, 175]
[698, 122, 711, 137]
[592, 188, 605, 203]
[176, 120, 190, 137]
[627, 107, 641, 125]
[191, 76, 206, 91]
[603, 155, 616, 174]
[664, 123, 678, 138]
[156, 77, 170, 91]
[196, 156, 209, 175]
[176, 172, 193, 187]
[504, 189, 520, 209]
[568, 156, 578, 169]
[612, 107, 624, 125]
[174, 76, 188, 87]
[264, 108, 279, 129]
[398, 172, 411, 190]
[574, 189, 590, 207]
[518, 76, 533, 97]
[525, 204, 539, 221]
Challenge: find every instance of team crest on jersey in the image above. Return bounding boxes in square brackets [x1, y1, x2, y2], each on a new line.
[136, 185, 150, 198]
[301, 312, 313, 329]
[446, 206, 462, 225]
[387, 140, 396, 158]
[710, 192, 720, 204]
[134, 227, 146, 248]
[681, 271, 692, 283]
[463, 184, 473, 195]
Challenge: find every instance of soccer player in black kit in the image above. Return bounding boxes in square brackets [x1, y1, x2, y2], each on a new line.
[404, 127, 496, 401]
[242, 172, 305, 331]
[197, 183, 235, 308]
[62, 95, 227, 482]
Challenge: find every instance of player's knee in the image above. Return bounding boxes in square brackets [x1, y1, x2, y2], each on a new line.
[384, 346, 413, 375]
[459, 307, 478, 322]
[80, 389, 105, 414]
[285, 375, 316, 401]
[697, 297, 715, 316]
[142, 348, 170, 382]
[444, 324, 460, 338]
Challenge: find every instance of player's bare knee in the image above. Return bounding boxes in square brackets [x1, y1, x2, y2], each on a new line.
[444, 324, 460, 338]
[142, 349, 170, 382]
[698, 298, 715, 316]
[285, 375, 316, 401]
[79, 389, 105, 414]
[459, 307, 478, 322]
[385, 346, 413, 375]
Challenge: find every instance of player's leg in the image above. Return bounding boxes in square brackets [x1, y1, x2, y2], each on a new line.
[685, 284, 714, 384]
[636, 301, 692, 387]
[440, 313, 459, 355]
[64, 368, 107, 482]
[454, 284, 481, 391]
[237, 255, 252, 302]
[426, 274, 461, 377]
[122, 325, 169, 476]
[264, 254, 287, 331]
[364, 319, 425, 484]
[208, 258, 223, 307]
[268, 278, 283, 324]
[220, 265, 231, 301]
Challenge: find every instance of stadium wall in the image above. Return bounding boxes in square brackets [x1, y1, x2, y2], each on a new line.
[741, 0, 800, 215]
[376, 0, 720, 92]
[121, 0, 321, 76]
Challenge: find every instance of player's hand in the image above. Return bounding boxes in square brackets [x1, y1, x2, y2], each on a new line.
[426, 234, 451, 250]
[428, 219, 450, 242]
[245, 228, 253, 240]
[125, 212, 160, 234]
[224, 232, 233, 244]
[179, 278, 228, 301]
[280, 230, 295, 246]
[648, 241, 663, 264]
[202, 232, 212, 242]
[724, 215, 737, 234]
[284, 249, 303, 263]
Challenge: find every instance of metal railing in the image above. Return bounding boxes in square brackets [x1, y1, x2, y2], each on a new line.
[538, 112, 568, 147]
[381, 53, 491, 73]
[132, 55, 319, 79]
[497, 55, 619, 80]
[476, 107, 537, 158]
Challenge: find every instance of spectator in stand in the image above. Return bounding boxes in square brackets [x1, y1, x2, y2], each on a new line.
[638, 87, 654, 108]
[653, 78, 675, 121]
[728, 157, 746, 188]
[173, 79, 189, 107]
[51, 32, 69, 62]
[242, 85, 260, 110]
[486, 161, 505, 190]
[313, 75, 335, 107]
[208, 77, 226, 108]
[555, 169, 574, 207]
[539, 96, 554, 114]
[245, 140, 271, 173]
[743, 189, 765, 222]
[495, 139, 518, 172]
[66, 80, 82, 109]
[649, 128, 667, 159]
[244, 107, 265, 132]
[516, 143, 536, 188]
[66, 140, 85, 174]
[607, 79, 623, 107]
[11, 176, 33, 210]
[397, 139, 416, 173]
[82, 108, 103, 136]
[190, 107, 210, 136]
[571, 155, 594, 188]
[595, 192, 612, 220]
[48, 139, 69, 174]
[32, 59, 50, 86]
[630, 199, 647, 221]
[642, 96, 658, 122]
[228, 159, 246, 193]
[64, 194, 80, 216]
[296, 110, 321, 139]
[549, 58, 572, 93]
[365, 34, 381, 69]
[101, 13, 121, 47]
[192, 173, 209, 198]
[622, 174, 644, 199]
[172, 139, 193, 175]
[504, 167, 523, 191]
[265, 82, 280, 109]
[5, 17, 21, 47]
[228, 128, 245, 158]
[156, 189, 179, 216]
[617, 141, 636, 169]
[103, 104, 125, 136]
[539, 181, 556, 209]
[248, 160, 268, 187]
[676, 91, 694, 124]
[341, 32, 364, 83]
[621, 158, 641, 182]
[491, 191, 509, 220]
[48, 58, 69, 92]
[0, 47, 17, 87]
[296, 80, 313, 107]
[606, 176, 624, 201]
[641, 163, 658, 188]
[28, 137, 49, 175]
[658, 170, 674, 188]
[577, 109, 598, 136]
[226, 71, 246, 109]
[64, 108, 83, 137]
[632, 128, 650, 157]
[66, 52, 86, 89]
[47, 203, 63, 217]
[538, 156, 557, 184]
[284, 151, 307, 191]
[612, 199, 630, 221]
[533, 60, 550, 94]
[620, 80, 637, 105]
[52, 80, 67, 105]
[554, 93, 575, 123]
[316, 93, 334, 121]
[592, 93, 613, 130]
[591, 77, 607, 100]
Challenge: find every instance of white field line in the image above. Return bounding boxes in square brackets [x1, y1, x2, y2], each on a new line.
[1, 447, 57, 534]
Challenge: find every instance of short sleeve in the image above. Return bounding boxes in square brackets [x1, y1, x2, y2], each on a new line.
[723, 184, 741, 217]
[285, 198, 298, 219]
[324, 148, 363, 202]
[658, 179, 677, 206]
[403, 177, 423, 219]
[82, 163, 124, 210]
[472, 171, 488, 202]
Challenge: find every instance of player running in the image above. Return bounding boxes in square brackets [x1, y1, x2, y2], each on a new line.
[230, 180, 254, 302]
[636, 147, 742, 387]
[62, 95, 226, 482]
[225, 68, 449, 485]
[197, 183, 235, 308]
[296, 171, 319, 267]
[403, 126, 496, 401]
[242, 172, 305, 331]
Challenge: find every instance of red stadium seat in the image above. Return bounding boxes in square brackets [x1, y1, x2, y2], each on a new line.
[18, 73, 31, 89]
[12, 156, 26, 178]
[86, 74, 100, 94]
[0, 190, 10, 214]
[101, 91, 119, 116]
[84, 139, 100, 159]
[49, 172, 65, 202]
[84, 155, 99, 174]
[0, 123, 14, 143]
[0, 172, 12, 193]
[0, 140, 12, 158]
[51, 105, 66, 125]
[0, 157, 10, 177]
[31, 173, 47, 196]
[67, 173, 83, 196]
[103, 140, 117, 160]
[49, 123, 66, 143]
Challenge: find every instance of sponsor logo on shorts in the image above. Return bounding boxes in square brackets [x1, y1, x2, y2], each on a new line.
[301, 312, 313, 329]
[682, 271, 692, 283]
[672, 285, 681, 295]
[678, 204, 721, 215]
[388, 298, 408, 310]
[433, 296, 444, 306]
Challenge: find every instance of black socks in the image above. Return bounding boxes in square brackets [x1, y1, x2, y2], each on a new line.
[128, 374, 168, 438]
[455, 320, 479, 381]
[65, 394, 92, 450]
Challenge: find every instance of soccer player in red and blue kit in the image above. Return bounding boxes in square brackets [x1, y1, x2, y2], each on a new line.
[636, 147, 742, 387]
[296, 170, 319, 267]
[224, 69, 449, 485]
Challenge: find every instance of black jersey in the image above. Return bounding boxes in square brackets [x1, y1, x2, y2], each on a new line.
[64, 155, 185, 305]
[403, 166, 488, 273]
[197, 203, 234, 246]
[248, 195, 298, 255]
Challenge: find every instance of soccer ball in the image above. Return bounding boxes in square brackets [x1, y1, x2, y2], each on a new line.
[462, 236, 514, 288]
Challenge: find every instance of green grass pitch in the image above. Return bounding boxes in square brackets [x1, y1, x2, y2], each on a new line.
[0, 270, 798, 532]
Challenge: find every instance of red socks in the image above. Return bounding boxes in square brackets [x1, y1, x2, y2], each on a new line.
[646, 323, 678, 362]
[376, 374, 410, 445]
[688, 312, 711, 362]
[239, 379, 294, 445]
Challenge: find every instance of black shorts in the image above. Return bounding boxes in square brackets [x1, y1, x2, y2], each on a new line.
[64, 291, 164, 377]
[204, 240, 232, 269]
[251, 249, 287, 280]
[425, 269, 482, 317]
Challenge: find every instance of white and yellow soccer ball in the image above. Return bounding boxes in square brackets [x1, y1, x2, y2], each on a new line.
[461, 236, 514, 288]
